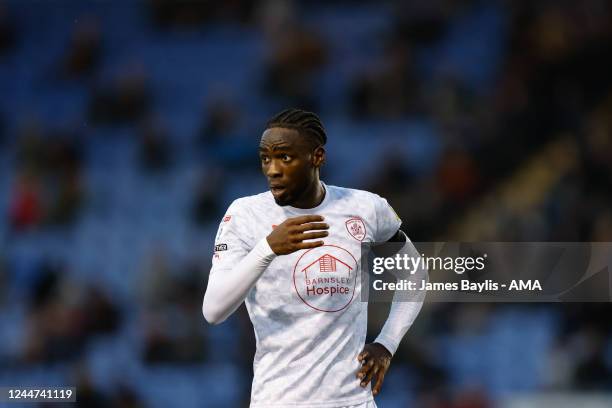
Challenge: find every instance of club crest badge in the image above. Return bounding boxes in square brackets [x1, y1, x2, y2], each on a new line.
[345, 217, 366, 241]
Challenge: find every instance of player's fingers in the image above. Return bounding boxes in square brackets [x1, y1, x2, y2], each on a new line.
[356, 358, 374, 378]
[358, 351, 369, 362]
[295, 241, 324, 250]
[294, 231, 329, 241]
[372, 369, 386, 395]
[356, 361, 371, 379]
[361, 365, 379, 387]
[288, 215, 324, 225]
[295, 222, 329, 232]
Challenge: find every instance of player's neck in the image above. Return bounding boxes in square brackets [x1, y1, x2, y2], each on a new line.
[290, 180, 325, 209]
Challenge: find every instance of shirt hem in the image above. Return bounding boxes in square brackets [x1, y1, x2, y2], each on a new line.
[250, 395, 373, 407]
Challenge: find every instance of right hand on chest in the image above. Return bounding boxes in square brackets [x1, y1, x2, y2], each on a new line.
[266, 215, 329, 255]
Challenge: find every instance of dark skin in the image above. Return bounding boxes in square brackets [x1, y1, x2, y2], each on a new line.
[357, 343, 392, 396]
[259, 127, 325, 209]
[259, 127, 398, 396]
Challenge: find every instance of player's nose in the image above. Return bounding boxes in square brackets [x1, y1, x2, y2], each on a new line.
[265, 159, 282, 178]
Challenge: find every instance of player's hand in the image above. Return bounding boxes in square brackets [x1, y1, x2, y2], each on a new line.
[266, 215, 329, 255]
[356, 343, 392, 396]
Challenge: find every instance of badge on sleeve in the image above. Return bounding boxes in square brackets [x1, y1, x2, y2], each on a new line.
[215, 214, 232, 241]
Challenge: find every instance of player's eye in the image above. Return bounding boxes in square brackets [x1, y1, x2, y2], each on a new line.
[281, 154, 292, 162]
[260, 155, 270, 164]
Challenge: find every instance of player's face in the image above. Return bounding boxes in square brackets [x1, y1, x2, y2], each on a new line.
[259, 127, 322, 206]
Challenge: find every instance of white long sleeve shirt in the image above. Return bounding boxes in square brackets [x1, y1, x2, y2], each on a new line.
[203, 183, 423, 407]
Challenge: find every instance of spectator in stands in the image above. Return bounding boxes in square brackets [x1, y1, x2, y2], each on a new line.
[350, 41, 422, 119]
[21, 260, 120, 364]
[60, 15, 102, 79]
[88, 64, 151, 124]
[9, 171, 43, 232]
[138, 117, 173, 173]
[140, 250, 207, 364]
[12, 125, 85, 229]
[191, 168, 224, 225]
[573, 328, 612, 390]
[44, 134, 84, 225]
[263, 24, 328, 108]
[196, 98, 240, 146]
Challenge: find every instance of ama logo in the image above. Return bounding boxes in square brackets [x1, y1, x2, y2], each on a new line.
[293, 245, 358, 312]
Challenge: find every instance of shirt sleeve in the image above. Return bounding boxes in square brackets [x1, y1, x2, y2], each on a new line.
[210, 199, 254, 276]
[374, 237, 426, 355]
[203, 199, 276, 324]
[374, 195, 402, 242]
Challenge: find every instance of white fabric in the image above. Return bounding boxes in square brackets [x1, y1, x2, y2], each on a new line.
[204, 182, 409, 407]
[203, 238, 276, 324]
[342, 401, 377, 408]
[373, 238, 426, 355]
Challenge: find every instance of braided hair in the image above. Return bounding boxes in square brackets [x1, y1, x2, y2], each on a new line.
[266, 108, 327, 146]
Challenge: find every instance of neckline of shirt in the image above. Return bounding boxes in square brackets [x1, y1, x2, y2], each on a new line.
[282, 181, 331, 214]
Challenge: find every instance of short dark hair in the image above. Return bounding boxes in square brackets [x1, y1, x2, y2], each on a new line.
[266, 108, 327, 146]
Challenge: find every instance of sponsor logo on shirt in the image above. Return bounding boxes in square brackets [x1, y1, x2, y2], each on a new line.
[223, 215, 232, 222]
[345, 217, 366, 241]
[214, 243, 228, 251]
[293, 245, 358, 312]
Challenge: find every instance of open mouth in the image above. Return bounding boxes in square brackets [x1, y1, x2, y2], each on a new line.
[270, 186, 286, 195]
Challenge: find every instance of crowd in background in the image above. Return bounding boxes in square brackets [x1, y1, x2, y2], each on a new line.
[0, 0, 611, 407]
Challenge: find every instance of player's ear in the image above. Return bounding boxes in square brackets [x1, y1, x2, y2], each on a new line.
[313, 145, 325, 167]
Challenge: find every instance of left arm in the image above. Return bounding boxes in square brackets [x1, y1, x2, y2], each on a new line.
[357, 229, 427, 395]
